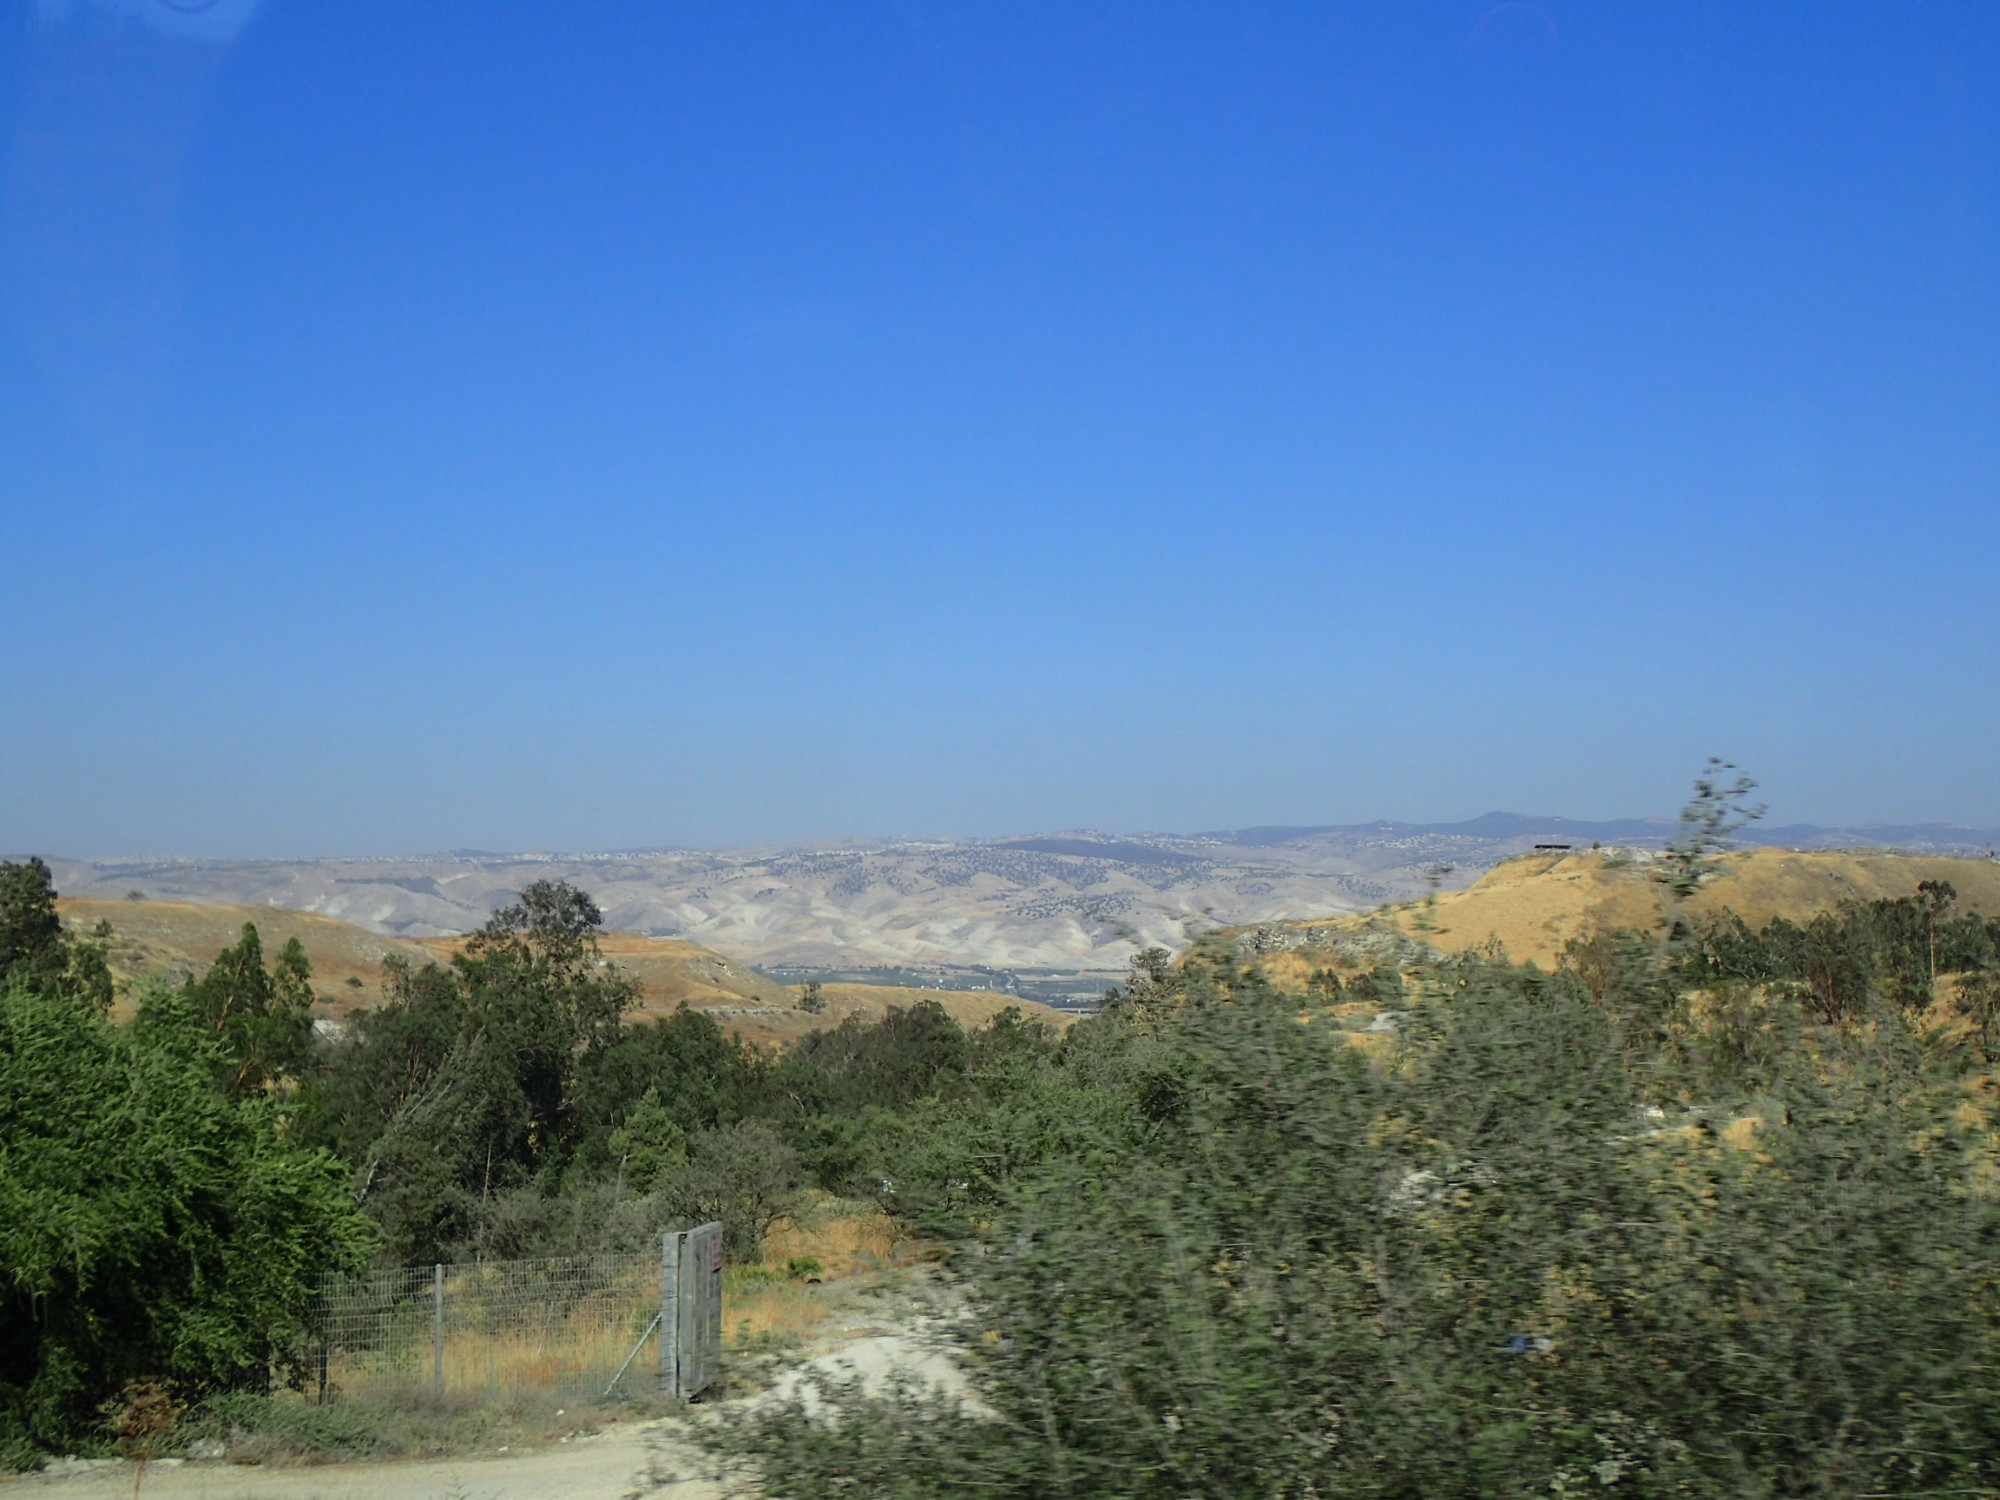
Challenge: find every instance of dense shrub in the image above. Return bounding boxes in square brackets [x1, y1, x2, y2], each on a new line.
[708, 955, 2000, 1498]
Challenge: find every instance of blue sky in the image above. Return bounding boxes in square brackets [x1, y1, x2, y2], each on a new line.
[3, 1, 1996, 856]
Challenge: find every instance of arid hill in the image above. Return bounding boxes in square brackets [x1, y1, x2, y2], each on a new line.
[1233, 847, 2000, 980]
[56, 898, 1066, 1041]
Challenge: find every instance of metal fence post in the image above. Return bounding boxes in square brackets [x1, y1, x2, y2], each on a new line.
[432, 1263, 445, 1398]
[659, 1232, 679, 1398]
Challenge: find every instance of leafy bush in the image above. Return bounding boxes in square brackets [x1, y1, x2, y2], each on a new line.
[0, 982, 375, 1455]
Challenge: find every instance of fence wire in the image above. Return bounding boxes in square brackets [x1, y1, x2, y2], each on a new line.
[315, 1251, 661, 1402]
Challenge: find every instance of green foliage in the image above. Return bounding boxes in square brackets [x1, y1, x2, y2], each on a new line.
[776, 1000, 970, 1116]
[179, 1386, 614, 1465]
[0, 980, 375, 1455]
[671, 1120, 803, 1260]
[1663, 757, 1765, 898]
[0, 857, 111, 1012]
[1684, 893, 2000, 1026]
[0, 858, 65, 991]
[571, 1003, 762, 1165]
[709, 950, 2000, 1499]
[182, 1390, 396, 1462]
[1962, 968, 2000, 1061]
[139, 923, 316, 1098]
[607, 1085, 688, 1192]
[22, 845, 2000, 1494]
[797, 979, 825, 1013]
[298, 880, 640, 1262]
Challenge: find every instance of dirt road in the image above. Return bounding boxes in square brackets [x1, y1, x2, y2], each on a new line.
[2, 1302, 971, 1500]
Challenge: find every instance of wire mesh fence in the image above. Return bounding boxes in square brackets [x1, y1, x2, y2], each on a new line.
[315, 1250, 662, 1402]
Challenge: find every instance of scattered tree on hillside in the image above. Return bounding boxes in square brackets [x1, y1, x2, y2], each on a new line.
[1105, 946, 1181, 1013]
[0, 858, 111, 1013]
[139, 923, 317, 1099]
[1919, 878, 1957, 993]
[1663, 757, 1765, 898]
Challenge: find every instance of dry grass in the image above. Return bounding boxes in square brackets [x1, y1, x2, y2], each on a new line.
[321, 1258, 664, 1402]
[56, 898, 436, 1021]
[1250, 849, 2000, 973]
[762, 1201, 905, 1278]
[324, 1317, 659, 1402]
[63, 896, 1068, 1042]
[724, 1201, 915, 1350]
[323, 1209, 903, 1393]
[723, 1274, 834, 1349]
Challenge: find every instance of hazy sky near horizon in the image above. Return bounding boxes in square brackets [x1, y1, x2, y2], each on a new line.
[3, 2, 1997, 857]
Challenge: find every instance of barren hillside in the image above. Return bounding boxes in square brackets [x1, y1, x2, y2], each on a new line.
[47, 818, 1997, 971]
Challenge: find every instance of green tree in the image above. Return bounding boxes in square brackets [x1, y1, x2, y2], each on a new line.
[1958, 967, 2000, 1061]
[140, 924, 316, 1099]
[0, 981, 374, 1460]
[0, 858, 111, 1013]
[666, 1119, 802, 1259]
[569, 1003, 762, 1169]
[0, 858, 64, 990]
[1663, 757, 1765, 898]
[1918, 878, 1957, 994]
[299, 880, 637, 1262]
[607, 1085, 688, 1193]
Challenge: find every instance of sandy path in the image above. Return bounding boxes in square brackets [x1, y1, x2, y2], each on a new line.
[1, 1278, 971, 1500]
[0, 1420, 717, 1500]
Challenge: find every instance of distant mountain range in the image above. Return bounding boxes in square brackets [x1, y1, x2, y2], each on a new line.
[1214, 814, 2000, 851]
[38, 817, 1999, 971]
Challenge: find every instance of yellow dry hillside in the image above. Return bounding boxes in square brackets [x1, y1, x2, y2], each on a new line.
[1254, 847, 2000, 973]
[56, 897, 1068, 1039]
[56, 898, 436, 1020]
